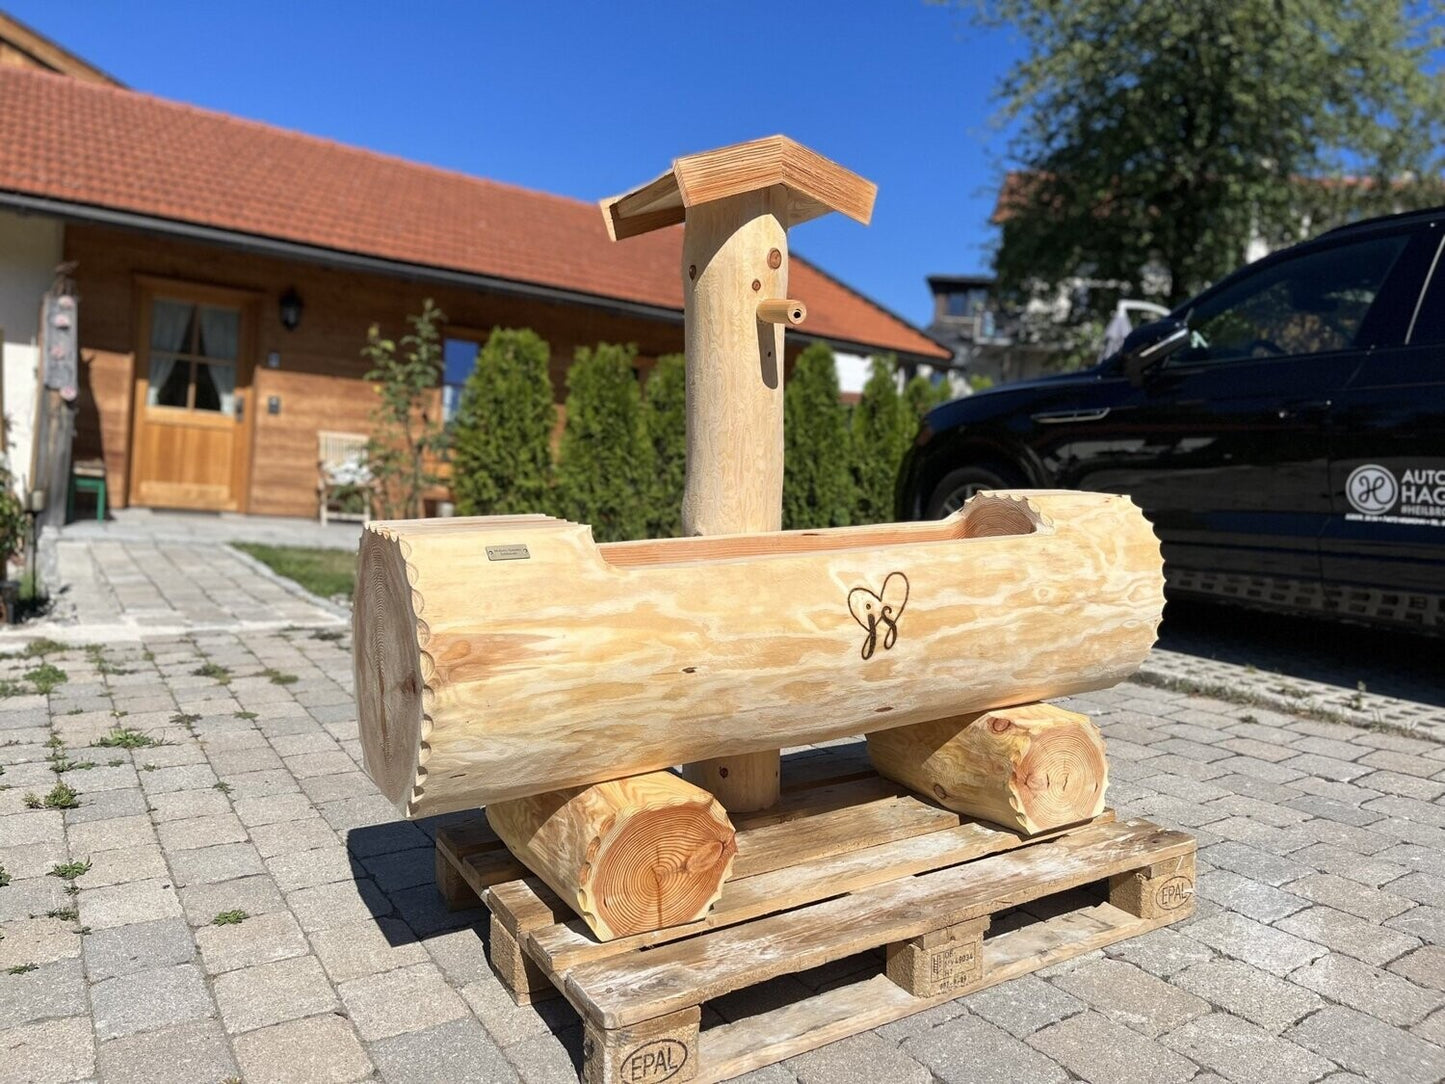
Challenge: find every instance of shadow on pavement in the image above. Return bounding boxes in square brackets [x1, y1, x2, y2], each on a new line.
[1156, 597, 1443, 707]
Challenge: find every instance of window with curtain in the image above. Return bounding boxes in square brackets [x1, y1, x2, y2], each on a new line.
[146, 300, 240, 413]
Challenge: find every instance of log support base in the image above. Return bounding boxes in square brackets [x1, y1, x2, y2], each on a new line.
[582, 1007, 701, 1084]
[885, 917, 989, 997]
[867, 702, 1108, 835]
[486, 771, 737, 941]
[682, 749, 781, 812]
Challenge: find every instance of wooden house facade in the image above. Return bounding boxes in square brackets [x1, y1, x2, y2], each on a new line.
[0, 51, 947, 519]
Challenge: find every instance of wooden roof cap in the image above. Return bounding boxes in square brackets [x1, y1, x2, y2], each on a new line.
[601, 135, 877, 242]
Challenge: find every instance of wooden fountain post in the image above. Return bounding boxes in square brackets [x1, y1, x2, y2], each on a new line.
[602, 136, 876, 811]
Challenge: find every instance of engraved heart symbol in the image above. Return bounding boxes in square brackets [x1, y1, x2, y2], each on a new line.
[848, 572, 909, 660]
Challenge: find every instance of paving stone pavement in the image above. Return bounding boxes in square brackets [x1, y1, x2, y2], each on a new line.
[0, 543, 1441, 1081]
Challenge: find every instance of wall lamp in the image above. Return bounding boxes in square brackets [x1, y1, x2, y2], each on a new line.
[279, 287, 304, 331]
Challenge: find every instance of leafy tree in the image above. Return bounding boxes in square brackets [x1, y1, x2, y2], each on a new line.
[450, 328, 556, 517]
[555, 343, 653, 542]
[362, 299, 447, 519]
[642, 353, 687, 538]
[783, 342, 856, 529]
[851, 355, 911, 524]
[975, 0, 1445, 350]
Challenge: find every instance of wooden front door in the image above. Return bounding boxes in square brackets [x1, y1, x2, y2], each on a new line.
[130, 281, 256, 512]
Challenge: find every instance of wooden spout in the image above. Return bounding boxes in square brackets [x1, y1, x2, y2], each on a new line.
[757, 299, 807, 326]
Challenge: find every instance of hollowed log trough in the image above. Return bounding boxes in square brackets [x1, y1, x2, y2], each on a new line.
[354, 489, 1164, 821]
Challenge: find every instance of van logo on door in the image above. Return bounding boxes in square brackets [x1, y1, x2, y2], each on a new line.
[1346, 464, 1397, 515]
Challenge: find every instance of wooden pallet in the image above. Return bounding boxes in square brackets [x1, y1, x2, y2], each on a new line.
[436, 764, 1195, 1084]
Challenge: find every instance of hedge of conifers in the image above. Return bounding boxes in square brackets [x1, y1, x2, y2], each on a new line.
[448, 331, 951, 540]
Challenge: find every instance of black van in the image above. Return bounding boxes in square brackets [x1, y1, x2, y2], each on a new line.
[897, 207, 1445, 630]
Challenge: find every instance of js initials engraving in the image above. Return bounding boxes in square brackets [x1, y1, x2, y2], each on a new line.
[849, 572, 909, 661]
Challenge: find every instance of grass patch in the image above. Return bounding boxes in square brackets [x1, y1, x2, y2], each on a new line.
[213, 781, 232, 794]
[45, 907, 78, 922]
[92, 726, 165, 749]
[263, 669, 298, 686]
[5, 963, 38, 974]
[23, 639, 68, 658]
[50, 755, 96, 774]
[234, 711, 258, 721]
[24, 664, 67, 694]
[49, 859, 91, 880]
[27, 782, 80, 810]
[0, 864, 10, 887]
[192, 662, 231, 684]
[0, 679, 28, 698]
[233, 543, 356, 600]
[85, 643, 132, 676]
[312, 629, 345, 642]
[211, 910, 249, 926]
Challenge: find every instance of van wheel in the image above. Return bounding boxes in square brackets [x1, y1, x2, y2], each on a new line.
[926, 466, 1018, 518]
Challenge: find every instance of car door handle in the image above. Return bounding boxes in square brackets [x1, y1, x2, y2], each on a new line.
[1277, 399, 1330, 419]
[1031, 408, 1111, 424]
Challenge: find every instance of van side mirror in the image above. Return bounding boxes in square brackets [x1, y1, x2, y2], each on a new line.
[1120, 318, 1190, 385]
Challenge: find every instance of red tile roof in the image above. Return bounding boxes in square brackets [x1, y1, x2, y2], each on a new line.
[0, 68, 947, 360]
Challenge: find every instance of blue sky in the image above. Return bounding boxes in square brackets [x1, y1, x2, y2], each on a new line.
[9, 1, 1023, 328]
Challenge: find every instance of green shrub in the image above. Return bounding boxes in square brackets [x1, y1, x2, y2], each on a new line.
[642, 353, 687, 538]
[362, 300, 447, 520]
[903, 372, 952, 423]
[851, 355, 911, 524]
[555, 343, 653, 542]
[783, 343, 856, 530]
[450, 328, 556, 517]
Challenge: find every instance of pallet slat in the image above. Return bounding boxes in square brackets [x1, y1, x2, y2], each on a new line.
[568, 818, 1191, 1027]
[695, 902, 1175, 1083]
[528, 810, 1115, 975]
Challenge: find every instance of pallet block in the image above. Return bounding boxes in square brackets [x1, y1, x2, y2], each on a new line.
[436, 767, 1196, 1083]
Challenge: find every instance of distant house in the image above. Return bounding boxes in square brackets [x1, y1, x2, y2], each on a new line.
[0, 26, 947, 518]
[923, 275, 1053, 387]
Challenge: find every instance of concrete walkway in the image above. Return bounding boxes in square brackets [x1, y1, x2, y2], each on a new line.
[56, 508, 364, 551]
[16, 511, 353, 642]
